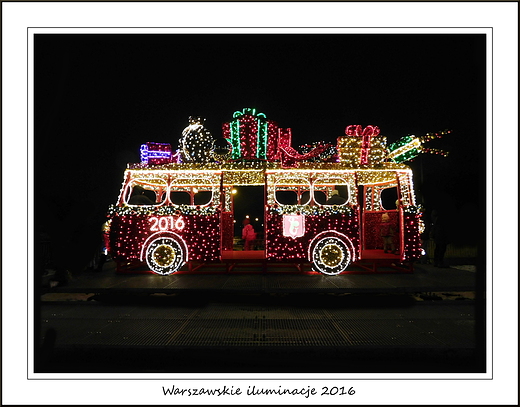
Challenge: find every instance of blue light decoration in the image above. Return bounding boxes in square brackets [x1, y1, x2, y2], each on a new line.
[140, 142, 173, 165]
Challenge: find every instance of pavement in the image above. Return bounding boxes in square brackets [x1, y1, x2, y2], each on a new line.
[41, 257, 479, 296]
[36, 259, 486, 374]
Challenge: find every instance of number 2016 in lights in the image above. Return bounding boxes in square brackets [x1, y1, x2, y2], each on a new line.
[149, 215, 185, 232]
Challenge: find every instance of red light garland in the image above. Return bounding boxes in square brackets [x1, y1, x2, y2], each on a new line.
[265, 212, 360, 262]
[109, 213, 221, 272]
[106, 108, 436, 275]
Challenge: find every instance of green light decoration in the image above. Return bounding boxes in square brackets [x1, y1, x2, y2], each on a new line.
[387, 130, 451, 163]
[257, 119, 268, 159]
[229, 120, 241, 159]
[227, 107, 270, 160]
[232, 107, 266, 119]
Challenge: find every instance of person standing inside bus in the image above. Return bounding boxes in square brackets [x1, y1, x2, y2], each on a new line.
[128, 185, 154, 205]
[325, 189, 347, 205]
[380, 213, 396, 253]
[242, 219, 256, 251]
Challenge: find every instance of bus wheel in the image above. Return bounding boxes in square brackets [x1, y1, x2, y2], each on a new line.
[310, 234, 352, 275]
[145, 236, 186, 275]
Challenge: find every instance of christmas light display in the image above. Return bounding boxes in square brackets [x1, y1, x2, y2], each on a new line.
[148, 215, 185, 232]
[338, 125, 387, 166]
[222, 108, 278, 160]
[402, 207, 423, 260]
[141, 232, 188, 275]
[222, 108, 332, 164]
[211, 138, 232, 162]
[179, 117, 215, 163]
[283, 214, 306, 238]
[387, 130, 451, 163]
[265, 212, 360, 268]
[397, 171, 415, 207]
[106, 109, 429, 275]
[140, 142, 173, 165]
[308, 231, 357, 275]
[297, 141, 337, 162]
[279, 142, 332, 168]
[222, 167, 265, 186]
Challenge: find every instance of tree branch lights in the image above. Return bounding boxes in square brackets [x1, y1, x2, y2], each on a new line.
[420, 148, 449, 157]
[387, 130, 451, 163]
[421, 129, 451, 156]
[140, 142, 173, 165]
[179, 117, 215, 163]
[338, 125, 387, 166]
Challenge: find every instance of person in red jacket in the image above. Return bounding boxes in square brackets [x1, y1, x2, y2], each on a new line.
[242, 219, 256, 251]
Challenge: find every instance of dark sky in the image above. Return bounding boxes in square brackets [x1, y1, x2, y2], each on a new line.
[34, 33, 487, 269]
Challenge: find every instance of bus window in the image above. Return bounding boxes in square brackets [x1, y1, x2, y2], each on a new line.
[169, 175, 220, 207]
[194, 190, 213, 206]
[300, 190, 312, 205]
[313, 190, 327, 205]
[313, 177, 350, 206]
[273, 176, 311, 206]
[126, 178, 167, 205]
[170, 191, 191, 205]
[381, 187, 398, 210]
[275, 190, 298, 205]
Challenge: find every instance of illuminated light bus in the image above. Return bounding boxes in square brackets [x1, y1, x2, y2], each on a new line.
[105, 111, 424, 275]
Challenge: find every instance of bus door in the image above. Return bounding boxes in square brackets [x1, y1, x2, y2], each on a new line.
[220, 184, 235, 252]
[359, 181, 402, 254]
[231, 185, 265, 251]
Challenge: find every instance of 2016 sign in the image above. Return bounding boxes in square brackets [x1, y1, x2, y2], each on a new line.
[149, 215, 185, 232]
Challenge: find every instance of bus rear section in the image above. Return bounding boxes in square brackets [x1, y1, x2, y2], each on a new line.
[356, 168, 423, 269]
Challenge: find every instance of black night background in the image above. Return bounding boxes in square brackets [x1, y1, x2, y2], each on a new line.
[3, 0, 516, 401]
[34, 33, 487, 275]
